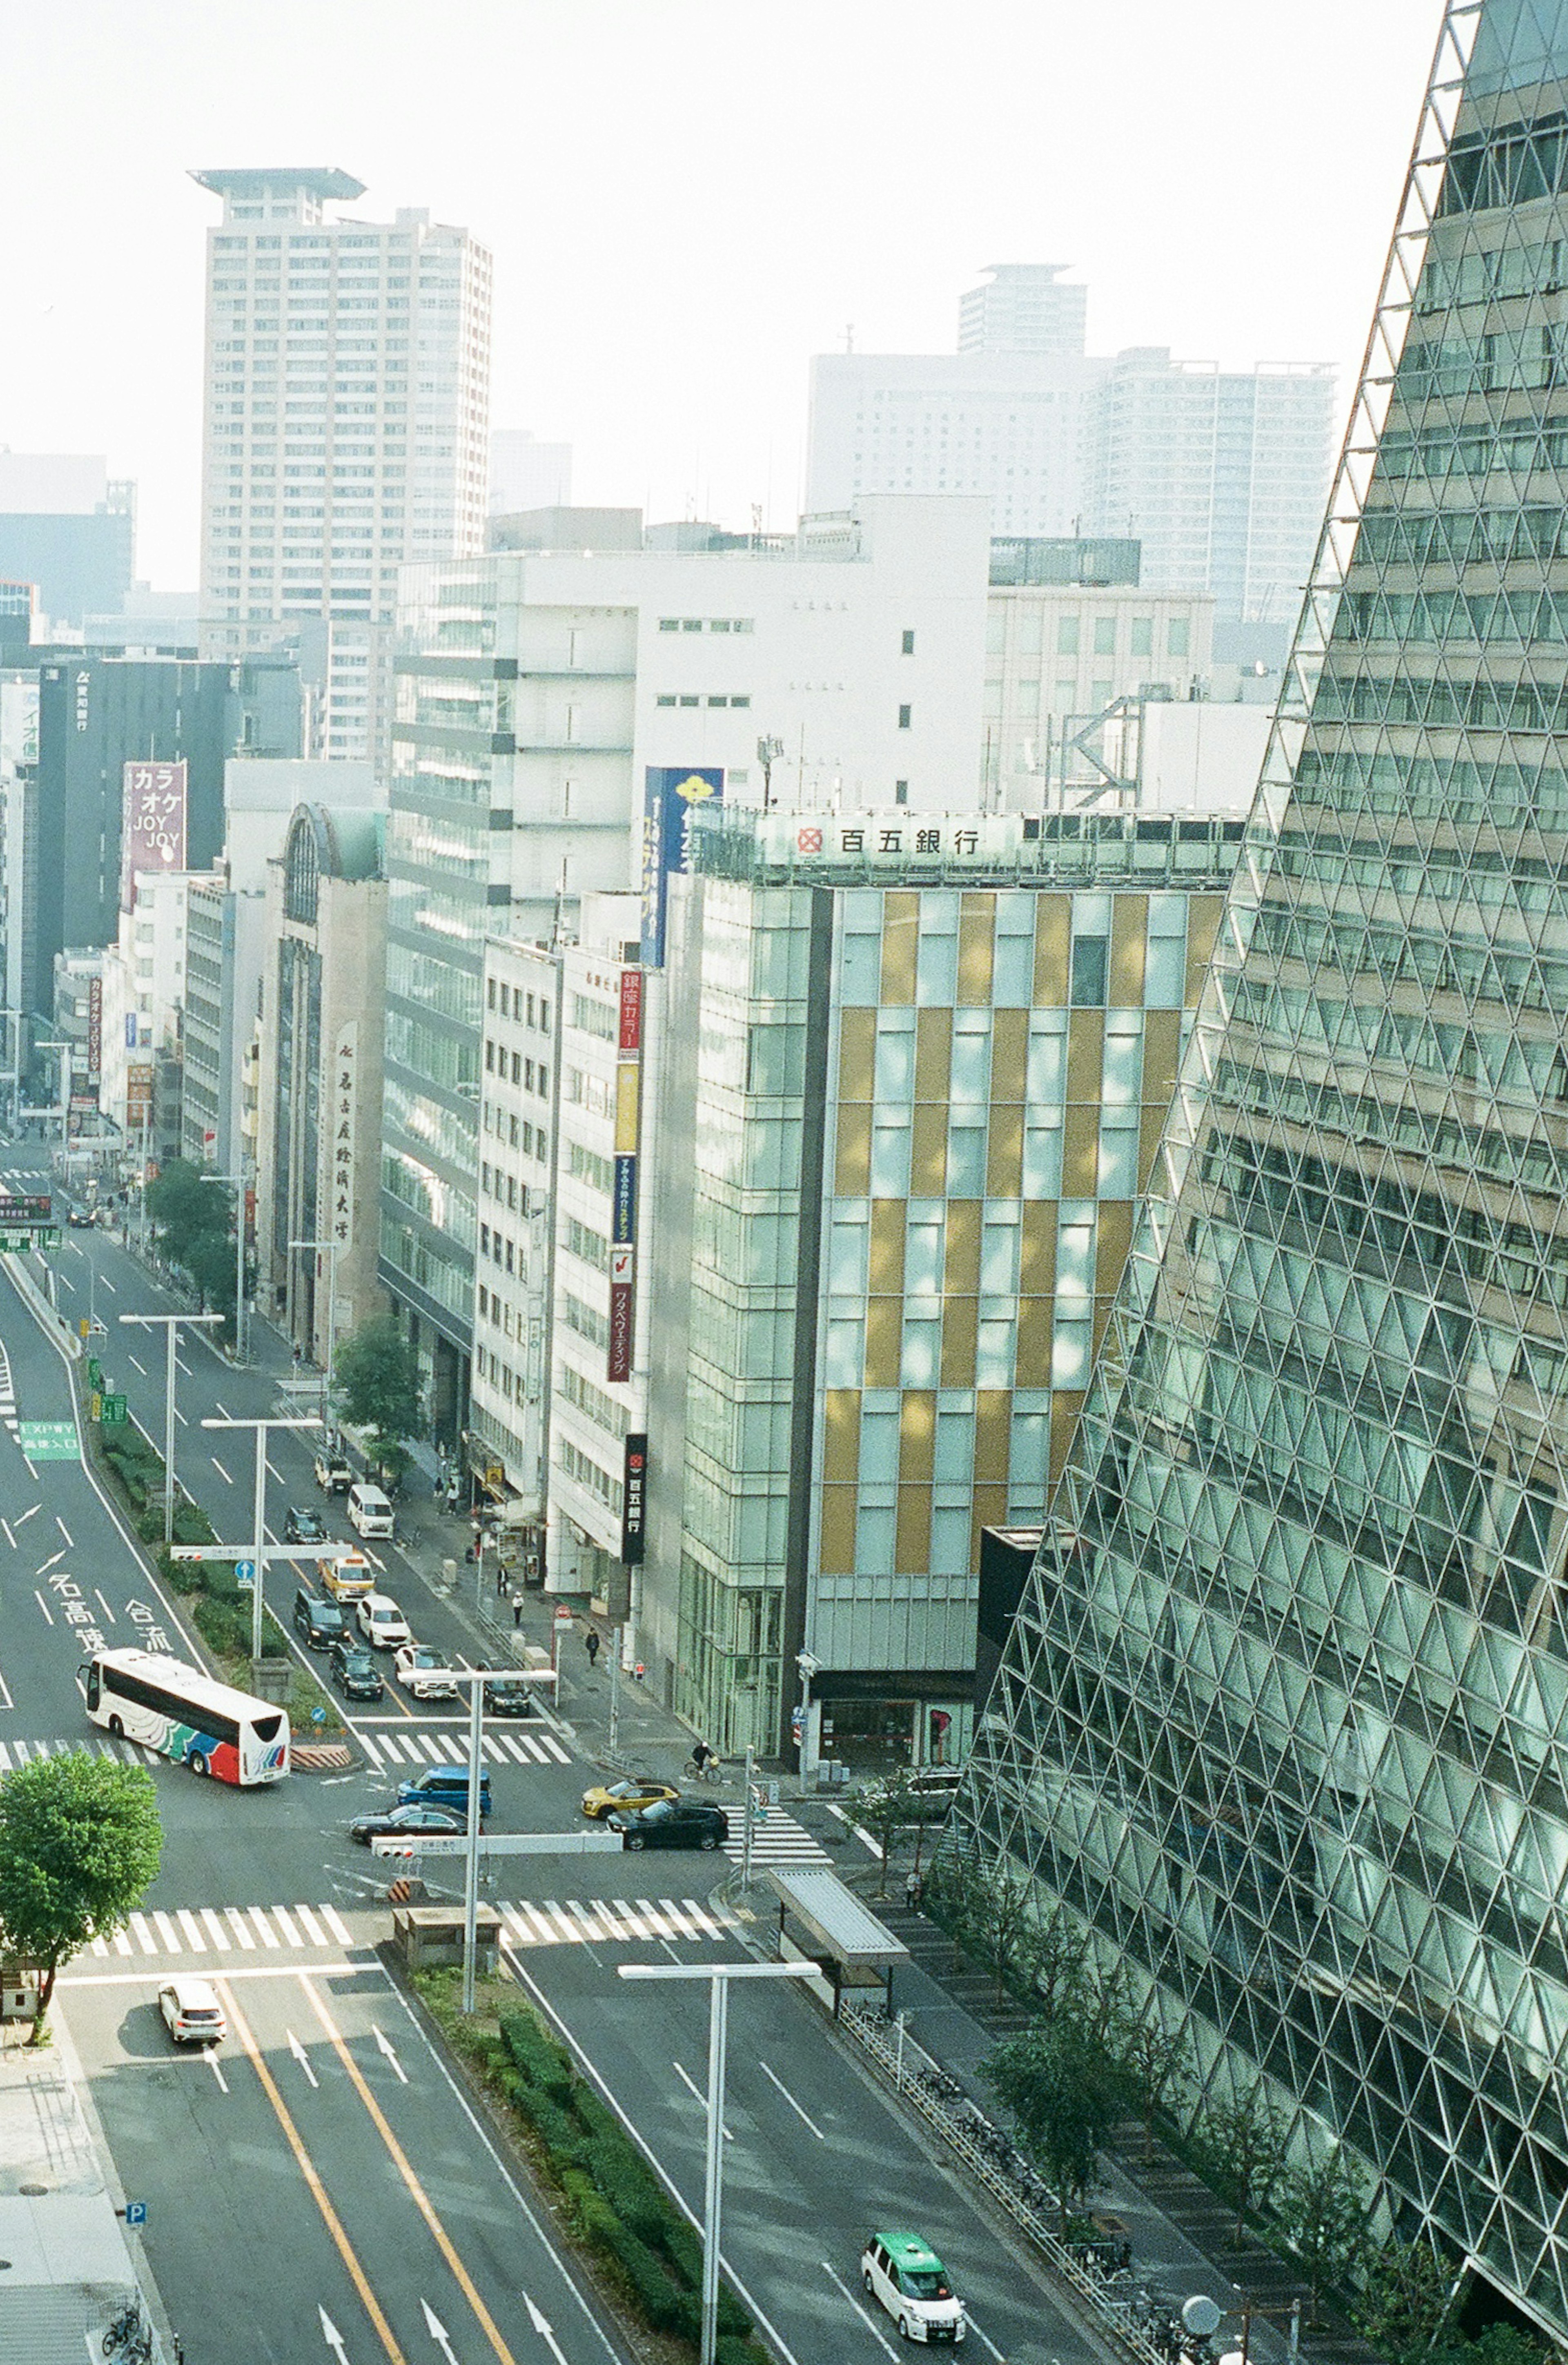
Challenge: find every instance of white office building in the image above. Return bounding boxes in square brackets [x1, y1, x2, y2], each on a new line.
[192, 166, 492, 760]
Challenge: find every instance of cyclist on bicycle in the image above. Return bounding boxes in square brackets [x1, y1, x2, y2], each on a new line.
[690, 1739, 717, 1777]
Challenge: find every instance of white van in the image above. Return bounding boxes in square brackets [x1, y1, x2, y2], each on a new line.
[347, 1482, 395, 1539]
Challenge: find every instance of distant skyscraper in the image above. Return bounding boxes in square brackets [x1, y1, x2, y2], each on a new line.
[959, 263, 1088, 357]
[489, 429, 572, 515]
[192, 167, 492, 760]
[956, 3, 1568, 2339]
[0, 452, 135, 629]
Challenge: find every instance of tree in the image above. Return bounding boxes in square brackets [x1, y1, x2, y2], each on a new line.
[0, 1753, 161, 2037]
[1109, 2011, 1194, 2159]
[854, 1770, 918, 1898]
[334, 1314, 423, 1474]
[1353, 2236, 1463, 2365]
[1276, 2147, 1371, 2318]
[1013, 1902, 1091, 2020]
[983, 2018, 1117, 2231]
[1194, 2086, 1291, 2241]
[145, 1158, 229, 1261]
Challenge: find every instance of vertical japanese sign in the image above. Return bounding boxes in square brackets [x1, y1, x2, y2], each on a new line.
[332, 1023, 357, 1247]
[121, 760, 188, 909]
[621, 1434, 648, 1564]
[607, 966, 643, 1386]
[86, 976, 102, 1083]
[639, 767, 722, 966]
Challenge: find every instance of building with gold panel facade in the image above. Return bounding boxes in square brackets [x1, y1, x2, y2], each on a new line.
[638, 804, 1240, 1770]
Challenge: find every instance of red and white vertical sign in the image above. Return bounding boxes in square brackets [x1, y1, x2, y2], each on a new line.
[607, 1243, 635, 1384]
[122, 760, 188, 909]
[86, 976, 102, 1082]
[618, 969, 643, 1054]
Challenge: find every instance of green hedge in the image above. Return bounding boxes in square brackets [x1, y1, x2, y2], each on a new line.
[421, 1984, 767, 2365]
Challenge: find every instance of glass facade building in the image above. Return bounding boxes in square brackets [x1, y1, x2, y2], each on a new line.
[955, 2, 1568, 2333]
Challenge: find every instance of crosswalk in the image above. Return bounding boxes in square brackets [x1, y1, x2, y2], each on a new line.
[357, 1725, 572, 1770]
[0, 1735, 158, 1771]
[723, 1808, 830, 1868]
[497, 1895, 738, 1948]
[82, 1892, 739, 1963]
[89, 1901, 356, 1959]
[0, 1338, 16, 1437]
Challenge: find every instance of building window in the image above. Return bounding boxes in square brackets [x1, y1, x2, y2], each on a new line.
[1057, 615, 1080, 656]
[1071, 935, 1108, 1006]
[1131, 617, 1153, 657]
[901, 628, 915, 655]
[898, 704, 912, 729]
[1168, 617, 1190, 658]
[1094, 617, 1117, 656]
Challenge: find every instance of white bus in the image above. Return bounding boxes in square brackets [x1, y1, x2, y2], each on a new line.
[82, 1649, 290, 1786]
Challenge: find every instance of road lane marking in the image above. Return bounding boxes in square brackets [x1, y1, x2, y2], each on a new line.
[0, 1665, 10, 1711]
[13, 1503, 37, 1525]
[175, 1354, 192, 1375]
[287, 2028, 319, 2087]
[320, 1904, 353, 1944]
[372, 2025, 408, 2084]
[205, 2048, 229, 2093]
[1, 1521, 14, 1550]
[217, 1979, 410, 2365]
[128, 1354, 147, 1374]
[176, 1910, 206, 1952]
[36, 1549, 64, 1576]
[301, 1976, 523, 2365]
[55, 1518, 73, 1548]
[210, 1456, 234, 1483]
[760, 2057, 826, 2140]
[174, 1408, 188, 1427]
[820, 2262, 899, 2358]
[672, 2057, 733, 2138]
[98, 1272, 116, 1293]
[294, 1905, 326, 1946]
[94, 1589, 117, 1625]
[31, 1591, 52, 1623]
[215, 1400, 231, 1418]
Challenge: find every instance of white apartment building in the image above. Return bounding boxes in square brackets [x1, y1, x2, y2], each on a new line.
[984, 580, 1213, 802]
[959, 263, 1088, 357]
[192, 166, 491, 760]
[100, 869, 200, 1156]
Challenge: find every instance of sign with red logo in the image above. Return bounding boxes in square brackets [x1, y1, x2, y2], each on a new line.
[618, 969, 643, 1054]
[797, 827, 823, 854]
[621, 1434, 648, 1564]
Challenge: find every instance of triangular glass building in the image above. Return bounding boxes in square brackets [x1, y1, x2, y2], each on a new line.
[953, 0, 1568, 2328]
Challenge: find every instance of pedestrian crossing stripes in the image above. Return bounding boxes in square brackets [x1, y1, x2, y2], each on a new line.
[498, 1895, 737, 1948]
[357, 1726, 571, 1770]
[0, 1735, 158, 1771]
[89, 1901, 357, 1959]
[82, 1893, 737, 1963]
[722, 1810, 831, 1868]
[0, 1337, 16, 1434]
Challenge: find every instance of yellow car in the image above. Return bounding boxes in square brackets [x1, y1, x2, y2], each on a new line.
[581, 1777, 681, 1821]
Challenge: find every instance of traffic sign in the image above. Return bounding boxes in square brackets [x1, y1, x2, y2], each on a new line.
[100, 1395, 128, 1426]
[0, 1195, 50, 1225]
[124, 2200, 147, 2227]
[18, 1421, 78, 1460]
[86, 1356, 104, 1391]
[234, 1560, 256, 1592]
[311, 1705, 327, 1725]
[0, 1227, 59, 1253]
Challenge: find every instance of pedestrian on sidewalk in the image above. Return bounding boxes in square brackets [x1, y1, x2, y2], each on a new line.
[512, 1594, 524, 1629]
[584, 1628, 600, 1667]
[496, 1562, 507, 1596]
[905, 1869, 924, 1912]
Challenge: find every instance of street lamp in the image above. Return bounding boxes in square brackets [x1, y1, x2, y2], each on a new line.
[119, 1311, 223, 1543]
[618, 1961, 816, 2365]
[289, 1236, 342, 1417]
[201, 1414, 323, 1667]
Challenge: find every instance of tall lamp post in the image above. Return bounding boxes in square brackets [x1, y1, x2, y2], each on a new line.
[201, 1414, 322, 1667]
[289, 1236, 342, 1418]
[619, 1962, 815, 2365]
[119, 1311, 223, 1543]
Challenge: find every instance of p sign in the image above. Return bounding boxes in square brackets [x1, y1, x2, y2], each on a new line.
[123, 2200, 148, 2227]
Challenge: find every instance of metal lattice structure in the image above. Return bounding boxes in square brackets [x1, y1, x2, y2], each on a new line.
[951, 0, 1568, 2332]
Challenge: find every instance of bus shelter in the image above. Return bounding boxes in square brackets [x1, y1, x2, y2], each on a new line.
[765, 1867, 909, 2017]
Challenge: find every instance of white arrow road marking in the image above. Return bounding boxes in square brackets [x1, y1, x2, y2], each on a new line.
[523, 2294, 571, 2365]
[14, 1503, 39, 1525]
[759, 2057, 825, 2139]
[372, 2025, 408, 2084]
[36, 1549, 63, 1576]
[421, 2300, 458, 2363]
[205, 2049, 228, 2093]
[287, 2029, 319, 2088]
[319, 2308, 350, 2363]
[673, 2058, 732, 2138]
[820, 2262, 898, 2358]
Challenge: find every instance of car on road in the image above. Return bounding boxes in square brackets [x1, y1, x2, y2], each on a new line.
[483, 1676, 538, 1718]
[66, 1206, 95, 1229]
[608, 1797, 728, 1851]
[357, 1593, 411, 1651]
[293, 1587, 347, 1649]
[329, 1639, 385, 1701]
[581, 1776, 680, 1820]
[285, 1505, 330, 1545]
[313, 1445, 352, 1493]
[395, 1643, 459, 1701]
[348, 1801, 468, 1846]
[860, 2231, 966, 2345]
[395, 1764, 492, 1818]
[158, 1976, 227, 2046]
[321, 1550, 376, 1603]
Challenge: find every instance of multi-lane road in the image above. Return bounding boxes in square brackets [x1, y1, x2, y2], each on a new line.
[0, 1146, 1106, 2365]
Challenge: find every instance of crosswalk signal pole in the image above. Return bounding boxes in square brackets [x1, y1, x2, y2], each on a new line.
[608, 1625, 621, 1756]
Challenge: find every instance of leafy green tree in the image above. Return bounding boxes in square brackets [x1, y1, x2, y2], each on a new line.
[1013, 1903, 1091, 2020]
[1194, 2087, 1292, 2240]
[145, 1158, 229, 1259]
[1110, 2011, 1194, 2158]
[334, 1314, 423, 1473]
[1277, 2147, 1371, 2318]
[1353, 2237, 1463, 2365]
[854, 1769, 918, 1897]
[982, 2018, 1117, 2230]
[0, 1754, 161, 2037]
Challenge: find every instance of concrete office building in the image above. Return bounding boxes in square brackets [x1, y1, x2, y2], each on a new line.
[254, 804, 388, 1369]
[192, 166, 491, 760]
[99, 867, 200, 1167]
[956, 3, 1568, 2338]
[382, 496, 990, 1427]
[0, 452, 135, 630]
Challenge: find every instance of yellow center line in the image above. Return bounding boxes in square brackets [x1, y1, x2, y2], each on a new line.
[301, 1973, 522, 2365]
[216, 1979, 409, 2365]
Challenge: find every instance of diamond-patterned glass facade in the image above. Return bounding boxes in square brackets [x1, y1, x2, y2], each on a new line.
[953, 2, 1568, 2332]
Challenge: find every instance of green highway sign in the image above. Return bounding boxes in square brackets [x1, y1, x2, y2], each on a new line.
[87, 1357, 104, 1392]
[0, 1228, 60, 1253]
[100, 1395, 129, 1426]
[18, 1421, 79, 1460]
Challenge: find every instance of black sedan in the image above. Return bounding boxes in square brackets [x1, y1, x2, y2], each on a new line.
[483, 1676, 537, 1718]
[608, 1798, 729, 1852]
[329, 1640, 385, 1701]
[285, 1505, 330, 1545]
[66, 1206, 94, 1228]
[348, 1802, 467, 1846]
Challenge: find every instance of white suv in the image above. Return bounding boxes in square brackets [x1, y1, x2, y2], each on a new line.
[357, 1593, 411, 1651]
[860, 2231, 966, 2345]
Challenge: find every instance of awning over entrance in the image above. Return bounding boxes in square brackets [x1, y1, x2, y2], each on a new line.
[765, 1868, 910, 1969]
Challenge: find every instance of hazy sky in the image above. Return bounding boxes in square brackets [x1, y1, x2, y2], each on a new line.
[0, 0, 1442, 590]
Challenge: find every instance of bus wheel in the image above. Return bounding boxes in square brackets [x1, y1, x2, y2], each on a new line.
[189, 1753, 209, 1777]
[108, 1716, 124, 1738]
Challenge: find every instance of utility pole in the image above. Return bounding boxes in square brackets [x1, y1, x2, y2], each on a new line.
[201, 1414, 323, 1667]
[119, 1311, 223, 1542]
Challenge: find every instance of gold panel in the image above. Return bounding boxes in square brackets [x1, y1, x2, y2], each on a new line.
[1016, 1300, 1052, 1387]
[864, 1297, 904, 1389]
[896, 1485, 933, 1574]
[915, 1006, 953, 1100]
[869, 1200, 907, 1296]
[974, 1390, 1012, 1483]
[1061, 1105, 1100, 1197]
[837, 1006, 877, 1102]
[940, 1297, 977, 1388]
[1049, 1394, 1087, 1485]
[1033, 895, 1071, 1006]
[1138, 1101, 1167, 1193]
[971, 1485, 1009, 1570]
[822, 1390, 862, 1485]
[986, 1105, 1024, 1199]
[835, 1103, 872, 1198]
[880, 892, 920, 1005]
[1184, 895, 1223, 1008]
[1109, 894, 1147, 1007]
[1095, 1201, 1134, 1299]
[899, 1391, 936, 1485]
[957, 893, 996, 1006]
[944, 1201, 981, 1296]
[991, 1007, 1028, 1101]
[1143, 1009, 1181, 1103]
[1020, 1201, 1057, 1297]
[911, 1105, 949, 1196]
[614, 1063, 640, 1154]
[1066, 1008, 1103, 1101]
[818, 1485, 858, 1576]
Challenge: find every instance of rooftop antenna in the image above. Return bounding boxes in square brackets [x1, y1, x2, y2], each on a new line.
[844, 323, 855, 354]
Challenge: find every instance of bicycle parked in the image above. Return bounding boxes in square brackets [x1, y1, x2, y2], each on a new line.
[103, 2305, 152, 2365]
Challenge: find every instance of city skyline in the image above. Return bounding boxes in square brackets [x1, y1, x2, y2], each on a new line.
[0, 0, 1439, 590]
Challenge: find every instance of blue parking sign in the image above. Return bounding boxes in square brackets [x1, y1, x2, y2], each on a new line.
[124, 2200, 147, 2226]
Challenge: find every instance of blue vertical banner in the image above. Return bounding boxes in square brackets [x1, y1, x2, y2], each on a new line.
[640, 767, 724, 966]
